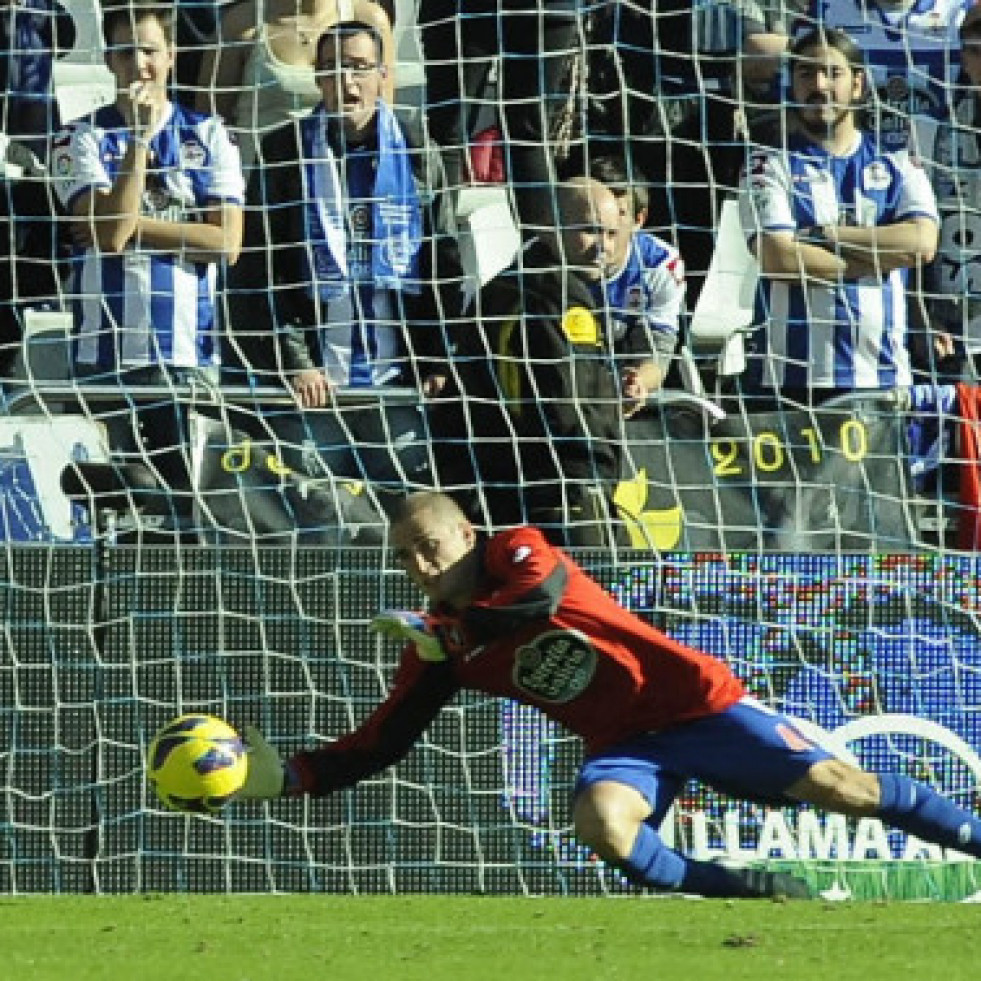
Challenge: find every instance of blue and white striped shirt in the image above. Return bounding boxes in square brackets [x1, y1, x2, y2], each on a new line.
[593, 231, 685, 362]
[738, 130, 938, 391]
[52, 101, 244, 370]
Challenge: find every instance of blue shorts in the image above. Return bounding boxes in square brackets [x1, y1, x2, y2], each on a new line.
[575, 698, 833, 825]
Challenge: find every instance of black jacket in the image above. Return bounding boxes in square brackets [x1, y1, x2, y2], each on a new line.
[438, 239, 621, 510]
[227, 109, 458, 384]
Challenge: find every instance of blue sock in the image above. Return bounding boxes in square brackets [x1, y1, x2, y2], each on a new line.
[625, 824, 769, 897]
[624, 822, 687, 889]
[877, 773, 981, 857]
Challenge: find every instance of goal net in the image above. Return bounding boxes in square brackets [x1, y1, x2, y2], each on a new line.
[3, 546, 981, 898]
[1, 0, 980, 898]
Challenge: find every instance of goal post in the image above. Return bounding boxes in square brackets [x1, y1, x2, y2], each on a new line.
[2, 0, 981, 901]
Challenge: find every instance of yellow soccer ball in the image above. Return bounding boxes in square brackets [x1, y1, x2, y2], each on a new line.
[147, 714, 247, 814]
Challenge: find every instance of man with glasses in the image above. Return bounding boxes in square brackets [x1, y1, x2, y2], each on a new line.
[230, 20, 454, 505]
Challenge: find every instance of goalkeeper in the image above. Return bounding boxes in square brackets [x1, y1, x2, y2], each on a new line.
[240, 491, 981, 898]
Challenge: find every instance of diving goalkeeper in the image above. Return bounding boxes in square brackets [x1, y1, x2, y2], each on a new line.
[239, 491, 981, 898]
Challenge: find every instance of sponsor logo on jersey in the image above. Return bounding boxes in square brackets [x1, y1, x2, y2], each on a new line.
[886, 75, 910, 101]
[512, 545, 531, 564]
[512, 629, 597, 703]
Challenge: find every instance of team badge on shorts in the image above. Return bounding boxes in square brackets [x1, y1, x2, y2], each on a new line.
[776, 722, 815, 753]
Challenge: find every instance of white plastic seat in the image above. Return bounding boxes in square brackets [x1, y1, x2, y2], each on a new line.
[689, 198, 757, 354]
[456, 187, 520, 294]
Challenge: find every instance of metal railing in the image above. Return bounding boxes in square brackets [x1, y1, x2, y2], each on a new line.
[5, 380, 731, 421]
[4, 383, 423, 416]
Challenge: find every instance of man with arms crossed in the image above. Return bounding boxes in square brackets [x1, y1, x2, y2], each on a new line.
[738, 27, 938, 404]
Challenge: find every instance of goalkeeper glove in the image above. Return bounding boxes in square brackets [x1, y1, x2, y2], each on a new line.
[237, 725, 287, 799]
[369, 610, 447, 662]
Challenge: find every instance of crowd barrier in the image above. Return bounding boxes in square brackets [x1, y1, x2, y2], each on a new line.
[0, 382, 950, 552]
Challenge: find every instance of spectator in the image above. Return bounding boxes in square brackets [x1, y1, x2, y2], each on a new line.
[51, 0, 244, 528]
[736, 27, 938, 404]
[229, 19, 454, 500]
[172, 0, 233, 100]
[1, 0, 75, 376]
[588, 154, 686, 410]
[912, 3, 981, 378]
[434, 176, 623, 546]
[196, 0, 395, 177]
[417, 0, 581, 228]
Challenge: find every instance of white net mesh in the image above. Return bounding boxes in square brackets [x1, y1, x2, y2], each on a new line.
[1, 0, 981, 897]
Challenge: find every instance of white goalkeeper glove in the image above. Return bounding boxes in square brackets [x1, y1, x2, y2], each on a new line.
[237, 725, 287, 800]
[369, 610, 446, 662]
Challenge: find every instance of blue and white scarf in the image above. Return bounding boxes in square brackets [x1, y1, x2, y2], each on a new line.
[300, 100, 422, 300]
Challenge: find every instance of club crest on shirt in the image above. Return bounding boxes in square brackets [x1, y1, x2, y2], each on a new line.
[512, 629, 597, 703]
[143, 184, 173, 213]
[350, 203, 370, 234]
[862, 161, 892, 192]
[179, 139, 207, 169]
[747, 152, 769, 177]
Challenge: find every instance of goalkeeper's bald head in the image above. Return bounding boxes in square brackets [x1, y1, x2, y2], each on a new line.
[391, 491, 469, 531]
[390, 492, 480, 608]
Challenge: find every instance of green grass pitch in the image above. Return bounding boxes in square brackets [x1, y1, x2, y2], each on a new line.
[1, 895, 979, 981]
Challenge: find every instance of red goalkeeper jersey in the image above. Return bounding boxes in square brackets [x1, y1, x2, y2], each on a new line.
[290, 526, 744, 796]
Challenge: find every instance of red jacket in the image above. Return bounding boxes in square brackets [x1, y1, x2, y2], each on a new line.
[290, 527, 744, 796]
